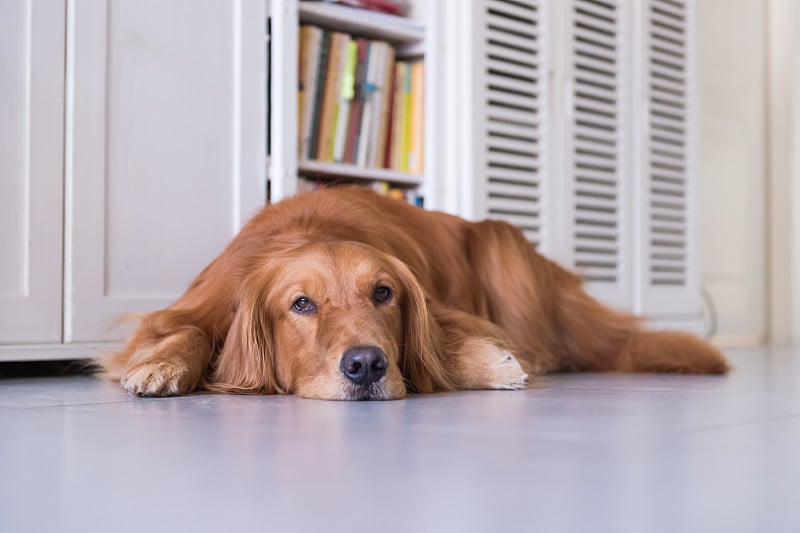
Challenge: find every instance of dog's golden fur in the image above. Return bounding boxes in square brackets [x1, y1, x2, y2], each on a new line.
[100, 187, 728, 400]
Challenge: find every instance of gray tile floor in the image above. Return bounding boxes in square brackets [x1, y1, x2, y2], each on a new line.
[1, 347, 799, 533]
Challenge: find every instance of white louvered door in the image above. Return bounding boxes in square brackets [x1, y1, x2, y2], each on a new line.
[633, 0, 700, 317]
[473, 0, 550, 250]
[559, 0, 632, 311]
[465, 0, 700, 325]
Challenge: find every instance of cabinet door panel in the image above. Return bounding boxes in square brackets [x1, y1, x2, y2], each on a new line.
[65, 0, 266, 342]
[0, 0, 65, 343]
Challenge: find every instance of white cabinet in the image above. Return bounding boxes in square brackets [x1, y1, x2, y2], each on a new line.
[64, 0, 266, 342]
[0, 0, 267, 357]
[0, 0, 65, 344]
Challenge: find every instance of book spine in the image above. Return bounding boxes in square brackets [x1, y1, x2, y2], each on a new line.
[333, 39, 358, 163]
[357, 42, 380, 168]
[382, 62, 396, 168]
[298, 26, 310, 156]
[401, 61, 412, 173]
[408, 60, 424, 174]
[365, 42, 388, 167]
[390, 62, 406, 170]
[317, 32, 346, 161]
[344, 39, 368, 164]
[374, 44, 396, 170]
[299, 26, 322, 160]
[308, 30, 330, 160]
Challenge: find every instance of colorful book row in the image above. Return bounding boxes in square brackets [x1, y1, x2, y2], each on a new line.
[298, 25, 424, 174]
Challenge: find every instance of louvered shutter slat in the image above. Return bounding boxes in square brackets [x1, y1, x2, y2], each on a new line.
[488, 88, 539, 112]
[488, 119, 539, 140]
[489, 136, 540, 156]
[488, 73, 540, 97]
[487, 0, 539, 22]
[486, 180, 539, 198]
[487, 44, 540, 69]
[487, 167, 540, 186]
[488, 106, 539, 127]
[487, 13, 539, 39]
[487, 28, 538, 53]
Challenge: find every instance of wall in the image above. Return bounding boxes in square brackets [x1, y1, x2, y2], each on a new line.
[697, 0, 767, 345]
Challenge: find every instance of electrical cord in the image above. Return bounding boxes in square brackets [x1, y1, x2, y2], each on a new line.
[701, 284, 718, 340]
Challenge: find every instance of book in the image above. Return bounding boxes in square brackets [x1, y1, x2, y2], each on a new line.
[389, 61, 408, 170]
[401, 61, 412, 172]
[298, 24, 424, 176]
[333, 40, 358, 162]
[298, 26, 323, 160]
[316, 32, 348, 161]
[408, 60, 424, 174]
[363, 42, 392, 167]
[382, 64, 396, 168]
[374, 43, 396, 169]
[344, 39, 369, 164]
[356, 41, 382, 168]
[308, 30, 331, 159]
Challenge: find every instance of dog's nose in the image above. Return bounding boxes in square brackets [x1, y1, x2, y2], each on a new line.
[340, 346, 388, 386]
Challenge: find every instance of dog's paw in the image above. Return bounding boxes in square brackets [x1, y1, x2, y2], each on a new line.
[487, 351, 529, 390]
[121, 361, 194, 397]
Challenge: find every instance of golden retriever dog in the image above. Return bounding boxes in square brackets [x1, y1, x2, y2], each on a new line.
[100, 187, 729, 400]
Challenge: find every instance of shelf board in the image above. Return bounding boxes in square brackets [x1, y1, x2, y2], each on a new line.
[298, 2, 424, 43]
[298, 160, 423, 186]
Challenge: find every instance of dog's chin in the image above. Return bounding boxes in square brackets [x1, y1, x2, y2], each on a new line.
[296, 377, 406, 400]
[342, 379, 404, 401]
[343, 382, 387, 401]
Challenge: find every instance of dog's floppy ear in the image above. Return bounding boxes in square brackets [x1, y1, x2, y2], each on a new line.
[388, 256, 455, 393]
[207, 269, 284, 394]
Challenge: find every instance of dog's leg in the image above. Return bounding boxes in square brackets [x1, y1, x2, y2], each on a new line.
[448, 337, 530, 390]
[99, 263, 239, 395]
[433, 306, 531, 391]
[119, 328, 212, 396]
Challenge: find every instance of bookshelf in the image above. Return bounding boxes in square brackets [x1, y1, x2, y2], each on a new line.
[268, 0, 440, 205]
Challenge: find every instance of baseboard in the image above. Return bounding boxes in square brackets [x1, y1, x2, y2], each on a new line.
[0, 342, 122, 362]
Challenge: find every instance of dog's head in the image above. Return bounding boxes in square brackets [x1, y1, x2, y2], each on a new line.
[209, 241, 452, 400]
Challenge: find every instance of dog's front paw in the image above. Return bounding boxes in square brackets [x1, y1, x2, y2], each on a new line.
[487, 351, 529, 390]
[121, 361, 194, 397]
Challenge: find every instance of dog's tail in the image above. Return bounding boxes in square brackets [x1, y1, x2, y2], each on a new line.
[466, 218, 729, 376]
[616, 329, 729, 374]
[553, 276, 729, 375]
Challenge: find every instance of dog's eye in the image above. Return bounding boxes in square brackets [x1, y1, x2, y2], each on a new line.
[373, 285, 392, 304]
[292, 297, 317, 314]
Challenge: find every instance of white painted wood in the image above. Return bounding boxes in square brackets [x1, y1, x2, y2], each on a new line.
[696, 0, 767, 340]
[0, 0, 65, 343]
[417, 0, 444, 210]
[269, 0, 299, 203]
[298, 160, 422, 185]
[64, 0, 267, 343]
[298, 2, 424, 42]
